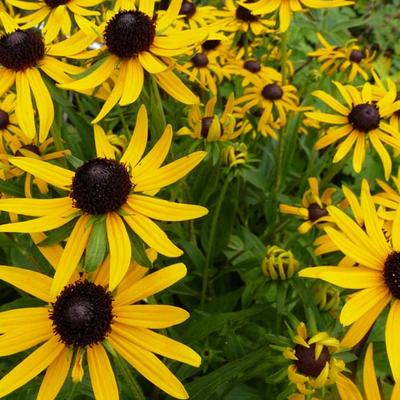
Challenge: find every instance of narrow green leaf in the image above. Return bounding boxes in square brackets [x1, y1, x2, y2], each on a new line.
[38, 218, 77, 246]
[128, 230, 152, 268]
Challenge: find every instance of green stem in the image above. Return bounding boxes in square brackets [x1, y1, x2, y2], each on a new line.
[280, 32, 288, 86]
[320, 155, 349, 188]
[200, 177, 230, 309]
[113, 352, 146, 400]
[66, 382, 78, 400]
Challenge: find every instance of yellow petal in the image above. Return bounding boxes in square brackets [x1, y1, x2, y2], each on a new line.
[0, 197, 73, 217]
[106, 212, 131, 291]
[121, 104, 148, 168]
[9, 157, 74, 189]
[336, 373, 363, 400]
[119, 58, 143, 106]
[15, 71, 36, 139]
[363, 344, 381, 400]
[108, 333, 189, 399]
[127, 195, 208, 221]
[386, 300, 400, 381]
[123, 213, 182, 257]
[0, 336, 65, 398]
[94, 124, 115, 159]
[0, 307, 49, 333]
[25, 67, 54, 142]
[0, 266, 51, 302]
[114, 263, 186, 307]
[340, 286, 389, 326]
[133, 151, 206, 192]
[298, 266, 383, 289]
[114, 304, 189, 328]
[37, 347, 71, 400]
[50, 215, 92, 299]
[0, 215, 73, 233]
[87, 344, 119, 400]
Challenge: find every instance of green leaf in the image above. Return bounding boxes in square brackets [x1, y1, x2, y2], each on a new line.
[84, 218, 108, 272]
[187, 347, 270, 400]
[128, 230, 152, 268]
[38, 218, 77, 246]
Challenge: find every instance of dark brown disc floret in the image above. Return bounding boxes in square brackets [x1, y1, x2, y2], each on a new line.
[44, 0, 69, 8]
[384, 252, 400, 299]
[294, 343, 330, 378]
[179, 0, 197, 18]
[191, 52, 209, 68]
[349, 50, 364, 63]
[308, 203, 328, 222]
[244, 60, 261, 73]
[262, 84, 283, 101]
[104, 10, 156, 58]
[348, 103, 380, 132]
[235, 5, 258, 22]
[0, 110, 9, 130]
[0, 29, 45, 71]
[70, 158, 132, 215]
[50, 281, 113, 348]
[202, 40, 221, 51]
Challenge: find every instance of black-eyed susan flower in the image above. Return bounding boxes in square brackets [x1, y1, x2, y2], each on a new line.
[0, 253, 200, 399]
[222, 142, 248, 167]
[0, 13, 94, 141]
[299, 180, 400, 382]
[214, 0, 274, 35]
[236, 76, 299, 129]
[308, 34, 375, 82]
[60, 0, 206, 123]
[177, 95, 245, 141]
[243, 0, 354, 33]
[177, 51, 226, 95]
[174, 0, 218, 29]
[306, 82, 400, 179]
[0, 105, 207, 296]
[282, 322, 358, 397]
[279, 177, 334, 234]
[7, 0, 103, 43]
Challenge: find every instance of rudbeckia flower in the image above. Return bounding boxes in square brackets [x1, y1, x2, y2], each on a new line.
[282, 322, 353, 397]
[60, 0, 206, 123]
[299, 181, 400, 383]
[177, 95, 245, 141]
[279, 177, 334, 234]
[242, 0, 354, 33]
[236, 76, 299, 130]
[0, 253, 200, 399]
[306, 82, 400, 179]
[172, 0, 218, 29]
[7, 0, 104, 43]
[0, 105, 208, 295]
[308, 34, 375, 82]
[0, 13, 94, 141]
[214, 0, 274, 35]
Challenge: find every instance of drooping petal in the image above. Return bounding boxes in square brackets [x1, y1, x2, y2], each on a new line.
[0, 336, 65, 398]
[386, 300, 400, 382]
[87, 344, 119, 400]
[363, 344, 381, 400]
[336, 373, 363, 400]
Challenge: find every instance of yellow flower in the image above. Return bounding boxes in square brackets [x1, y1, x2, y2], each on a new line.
[261, 245, 299, 280]
[7, 0, 103, 43]
[213, 0, 274, 35]
[0, 247, 200, 399]
[309, 34, 375, 82]
[222, 142, 248, 167]
[299, 180, 400, 383]
[0, 105, 208, 295]
[306, 82, 400, 179]
[236, 76, 299, 129]
[283, 323, 348, 396]
[0, 13, 93, 141]
[177, 95, 245, 141]
[60, 0, 206, 123]
[173, 0, 219, 29]
[243, 0, 354, 32]
[279, 177, 334, 234]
